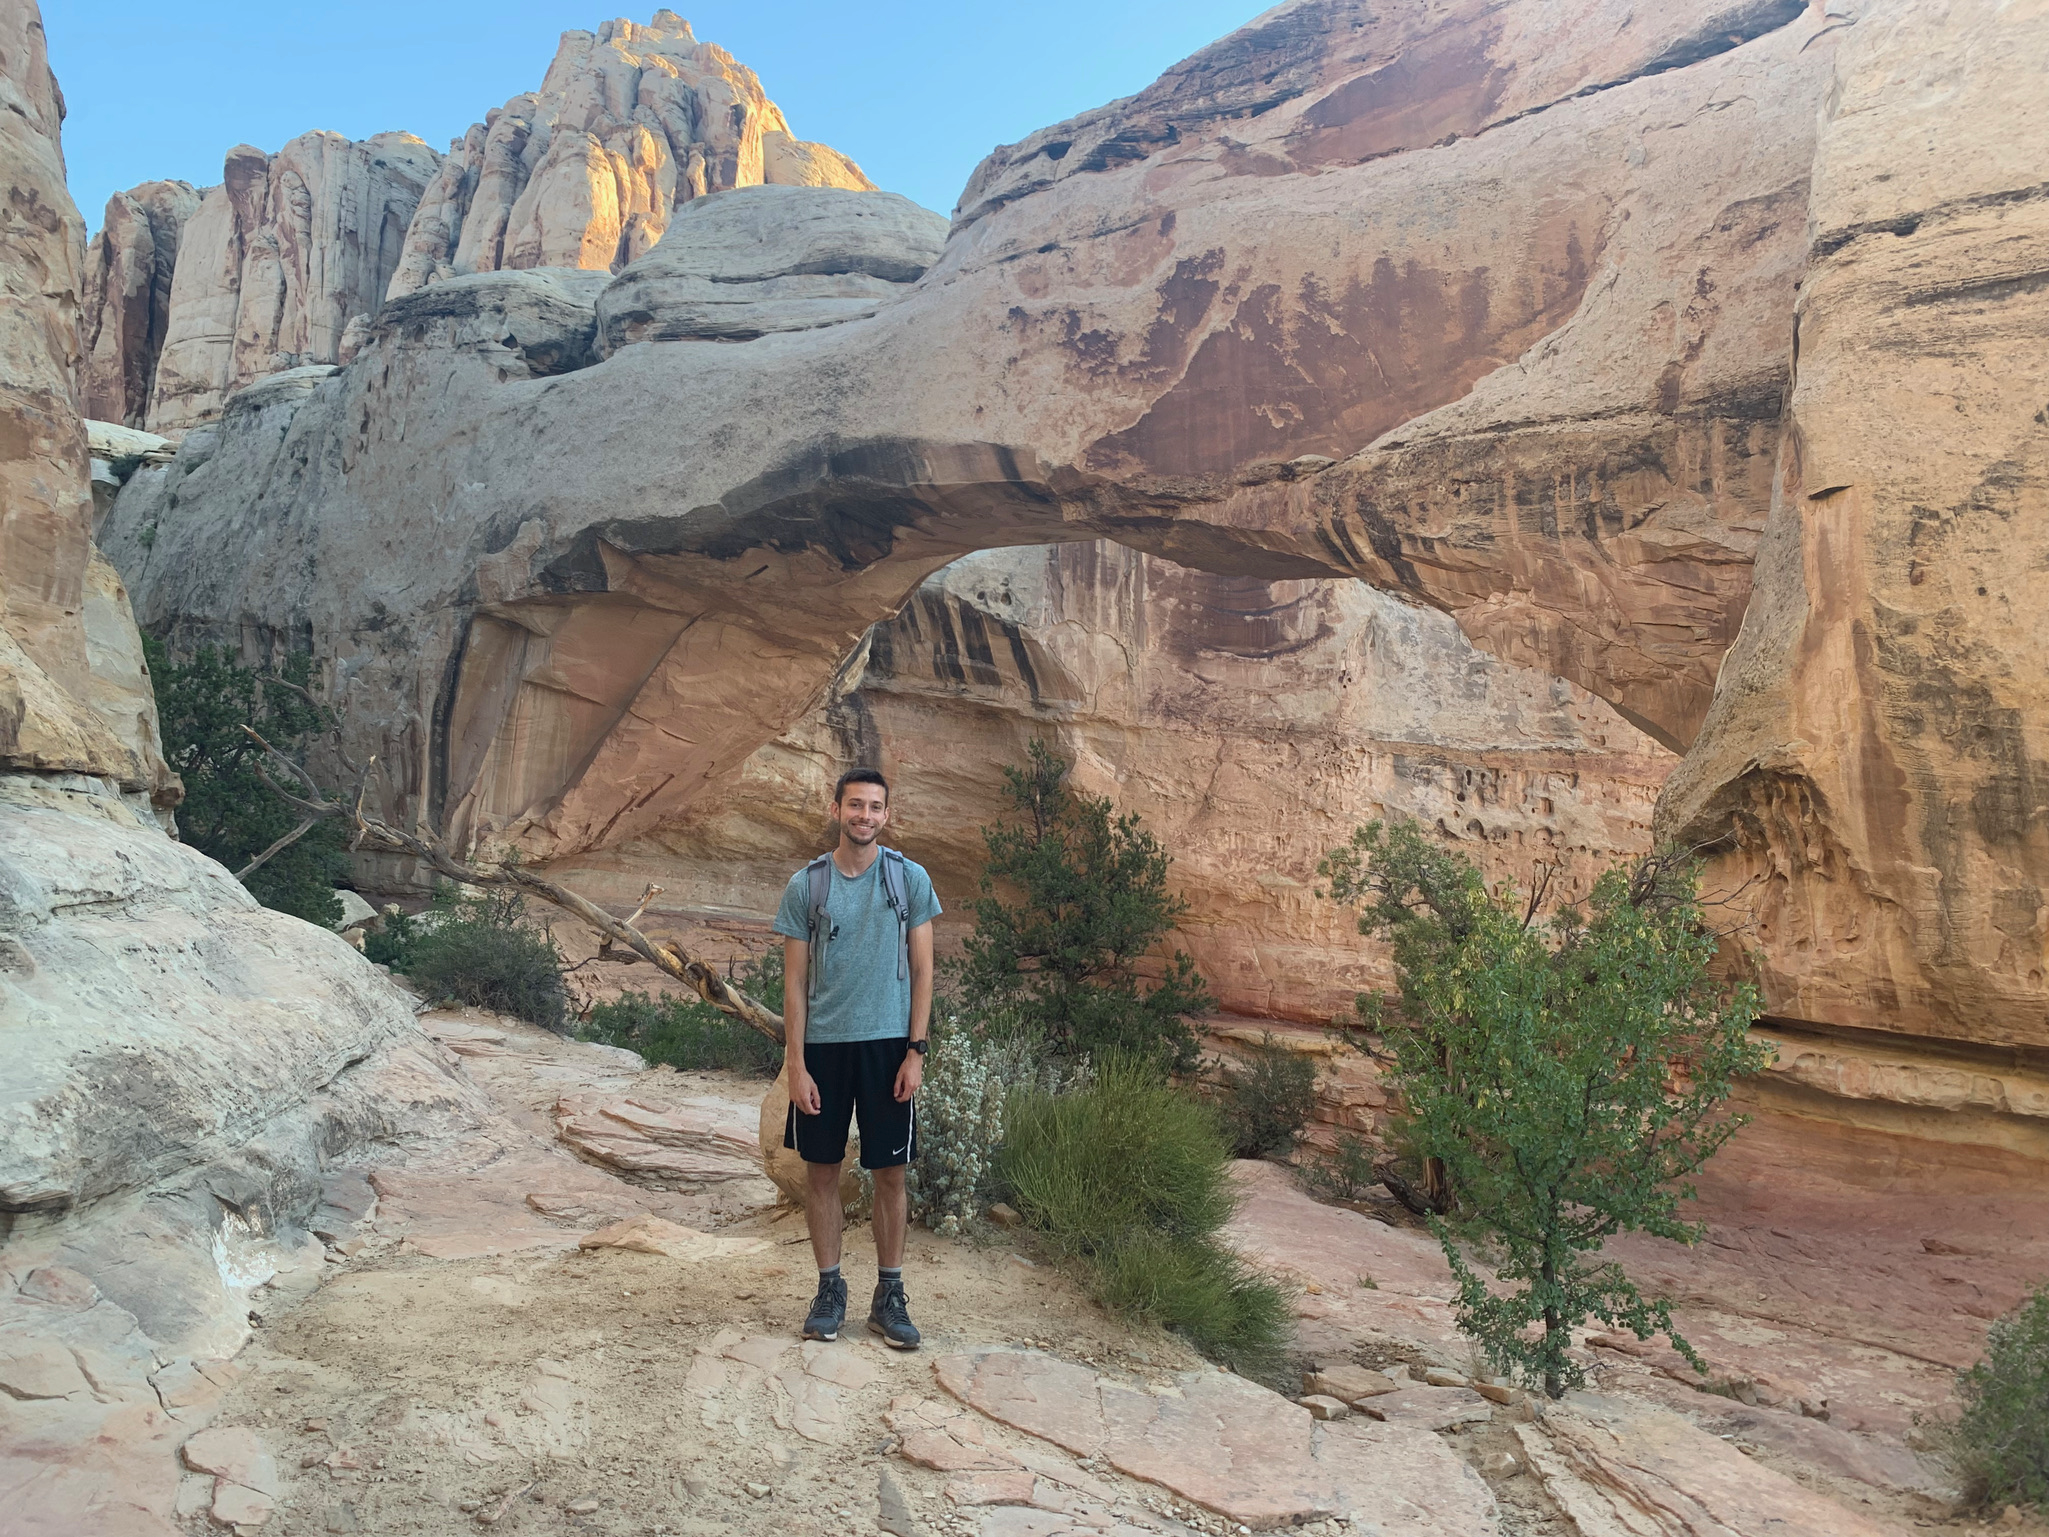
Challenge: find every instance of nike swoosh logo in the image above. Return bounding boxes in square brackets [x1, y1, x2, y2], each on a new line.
[892, 1143, 909, 1155]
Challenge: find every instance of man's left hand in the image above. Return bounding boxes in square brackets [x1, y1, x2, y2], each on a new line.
[894, 1048, 924, 1102]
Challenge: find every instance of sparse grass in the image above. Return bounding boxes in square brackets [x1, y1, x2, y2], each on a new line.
[580, 949, 784, 1075]
[999, 1057, 1291, 1383]
[1938, 1281, 2049, 1511]
[1218, 1034, 1319, 1158]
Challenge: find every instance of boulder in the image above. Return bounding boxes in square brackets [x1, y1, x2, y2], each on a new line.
[384, 12, 875, 302]
[594, 185, 948, 351]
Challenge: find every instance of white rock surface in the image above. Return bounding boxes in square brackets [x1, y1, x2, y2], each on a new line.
[595, 185, 948, 350]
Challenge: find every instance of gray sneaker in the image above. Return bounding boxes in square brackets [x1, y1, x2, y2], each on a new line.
[868, 1278, 921, 1350]
[802, 1273, 847, 1341]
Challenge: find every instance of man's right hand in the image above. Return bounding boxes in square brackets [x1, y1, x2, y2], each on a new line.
[788, 1064, 822, 1116]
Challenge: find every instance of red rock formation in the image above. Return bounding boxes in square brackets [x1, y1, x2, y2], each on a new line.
[559, 543, 1672, 1022]
[79, 180, 200, 428]
[1658, 0, 2049, 1052]
[145, 131, 441, 433]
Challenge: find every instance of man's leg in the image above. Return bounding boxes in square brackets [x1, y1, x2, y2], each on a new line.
[870, 1164, 907, 1270]
[804, 1159, 846, 1271]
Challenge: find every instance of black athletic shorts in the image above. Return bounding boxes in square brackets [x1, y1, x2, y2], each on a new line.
[784, 1038, 919, 1169]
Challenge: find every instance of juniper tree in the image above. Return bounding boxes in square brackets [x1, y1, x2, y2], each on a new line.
[959, 741, 1211, 1071]
[1320, 820, 1767, 1398]
[145, 637, 349, 926]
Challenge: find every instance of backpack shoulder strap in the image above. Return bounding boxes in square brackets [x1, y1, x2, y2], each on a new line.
[879, 848, 911, 981]
[804, 853, 834, 1000]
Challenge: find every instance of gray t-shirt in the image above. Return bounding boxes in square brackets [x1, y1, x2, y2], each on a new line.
[772, 851, 941, 1044]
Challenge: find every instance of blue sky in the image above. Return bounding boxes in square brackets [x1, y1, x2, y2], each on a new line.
[46, 1, 1262, 232]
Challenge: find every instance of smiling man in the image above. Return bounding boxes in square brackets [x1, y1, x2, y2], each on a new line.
[774, 767, 940, 1348]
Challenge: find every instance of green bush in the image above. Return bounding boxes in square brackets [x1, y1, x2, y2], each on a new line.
[144, 637, 349, 926]
[362, 907, 418, 969]
[404, 887, 567, 1031]
[999, 1058, 1289, 1381]
[580, 947, 784, 1074]
[1321, 820, 1768, 1398]
[1219, 1035, 1319, 1158]
[1304, 1131, 1379, 1202]
[1944, 1282, 2049, 1510]
[960, 742, 1212, 1074]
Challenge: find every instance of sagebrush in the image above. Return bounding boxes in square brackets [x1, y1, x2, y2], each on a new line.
[403, 886, 568, 1031]
[581, 949, 783, 1074]
[999, 1057, 1289, 1382]
[1939, 1281, 2049, 1511]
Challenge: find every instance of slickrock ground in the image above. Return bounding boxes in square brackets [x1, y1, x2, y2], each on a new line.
[72, 1001, 2037, 1537]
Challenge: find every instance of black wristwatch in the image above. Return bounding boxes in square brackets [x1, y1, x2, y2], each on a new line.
[906, 1039, 928, 1056]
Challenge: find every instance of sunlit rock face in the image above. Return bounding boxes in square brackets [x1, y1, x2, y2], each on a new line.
[384, 11, 875, 303]
[1658, 0, 2049, 1053]
[562, 542, 1673, 1021]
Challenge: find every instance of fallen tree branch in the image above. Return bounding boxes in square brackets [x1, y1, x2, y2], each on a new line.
[235, 814, 324, 879]
[239, 725, 785, 1045]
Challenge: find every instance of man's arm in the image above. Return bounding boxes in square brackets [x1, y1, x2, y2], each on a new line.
[784, 936, 820, 1114]
[894, 920, 935, 1102]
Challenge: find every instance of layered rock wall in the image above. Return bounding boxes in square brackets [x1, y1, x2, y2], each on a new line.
[384, 11, 874, 301]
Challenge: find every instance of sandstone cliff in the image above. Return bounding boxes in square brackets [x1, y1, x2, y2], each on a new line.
[78, 179, 200, 428]
[143, 130, 442, 433]
[1658, 0, 2049, 1053]
[560, 543, 1673, 1022]
[103, 0, 2049, 1077]
[0, 10, 487, 1525]
[384, 11, 875, 301]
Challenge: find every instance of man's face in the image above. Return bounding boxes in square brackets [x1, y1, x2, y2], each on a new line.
[835, 782, 889, 846]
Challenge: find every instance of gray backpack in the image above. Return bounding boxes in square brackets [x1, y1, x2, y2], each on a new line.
[804, 847, 911, 1001]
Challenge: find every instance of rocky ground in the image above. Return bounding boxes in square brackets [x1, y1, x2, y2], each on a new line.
[80, 1001, 2034, 1537]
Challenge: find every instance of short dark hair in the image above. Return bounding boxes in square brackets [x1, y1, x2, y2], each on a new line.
[834, 767, 889, 804]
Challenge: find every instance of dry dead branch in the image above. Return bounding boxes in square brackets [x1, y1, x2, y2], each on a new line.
[239, 724, 785, 1045]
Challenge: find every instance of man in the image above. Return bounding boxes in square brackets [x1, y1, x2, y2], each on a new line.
[773, 767, 940, 1348]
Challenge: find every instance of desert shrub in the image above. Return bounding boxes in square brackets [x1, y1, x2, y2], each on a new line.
[907, 1016, 1007, 1238]
[1942, 1282, 2049, 1510]
[362, 907, 417, 969]
[999, 1057, 1289, 1381]
[1304, 1131, 1379, 1202]
[959, 742, 1211, 1074]
[145, 637, 349, 925]
[1219, 1035, 1319, 1158]
[580, 948, 784, 1075]
[1321, 820, 1768, 1397]
[909, 996, 1094, 1238]
[404, 886, 567, 1031]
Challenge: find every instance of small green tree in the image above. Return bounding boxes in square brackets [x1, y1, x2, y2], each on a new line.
[1320, 820, 1767, 1398]
[960, 742, 1211, 1071]
[145, 636, 349, 926]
